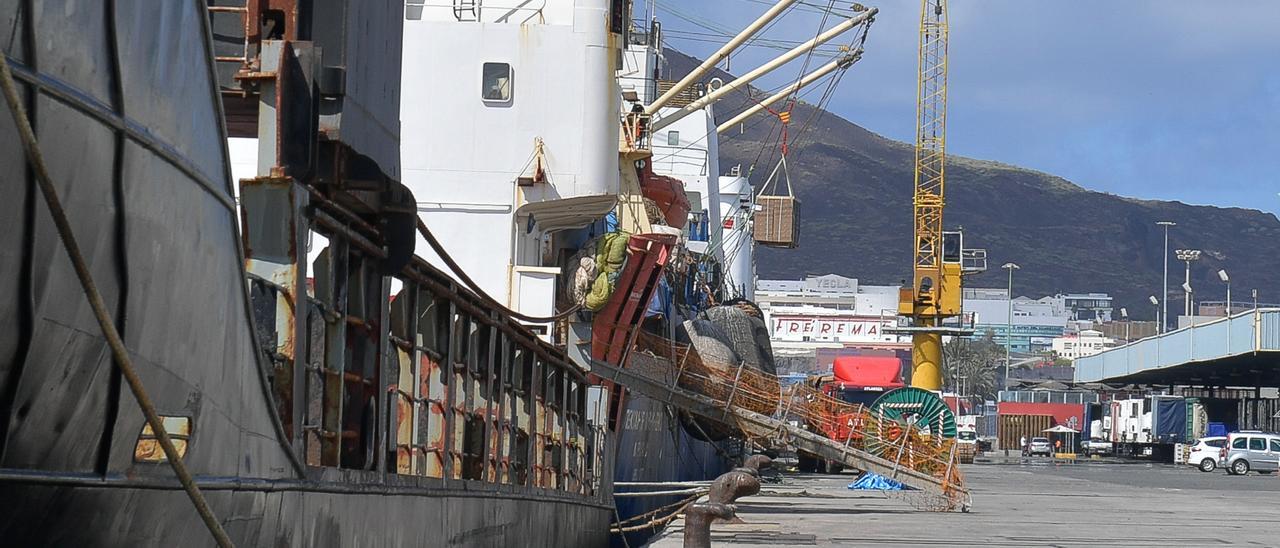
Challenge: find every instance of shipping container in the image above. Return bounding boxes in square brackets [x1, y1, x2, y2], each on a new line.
[1186, 398, 1207, 442]
[998, 414, 1052, 451]
[997, 402, 1085, 429]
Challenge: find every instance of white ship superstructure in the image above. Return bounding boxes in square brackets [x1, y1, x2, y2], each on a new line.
[402, 0, 625, 325]
[719, 171, 755, 299]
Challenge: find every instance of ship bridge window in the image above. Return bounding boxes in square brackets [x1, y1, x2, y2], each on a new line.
[482, 63, 512, 103]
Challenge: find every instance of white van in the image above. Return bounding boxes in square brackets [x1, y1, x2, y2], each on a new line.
[1224, 431, 1280, 475]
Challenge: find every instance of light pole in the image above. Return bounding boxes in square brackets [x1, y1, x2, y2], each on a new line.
[1182, 282, 1194, 328]
[1149, 295, 1159, 335]
[1218, 269, 1230, 317]
[1157, 221, 1176, 333]
[1176, 249, 1201, 318]
[1002, 262, 1020, 390]
[1120, 307, 1129, 343]
[1253, 289, 1259, 310]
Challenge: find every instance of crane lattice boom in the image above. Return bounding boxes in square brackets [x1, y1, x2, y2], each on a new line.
[913, 0, 948, 289]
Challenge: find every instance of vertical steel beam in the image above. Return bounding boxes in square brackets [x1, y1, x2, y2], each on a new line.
[481, 323, 495, 482]
[529, 357, 543, 487]
[404, 283, 421, 475]
[322, 237, 349, 466]
[442, 300, 457, 482]
[497, 336, 511, 484]
[290, 188, 309, 456]
[375, 274, 391, 474]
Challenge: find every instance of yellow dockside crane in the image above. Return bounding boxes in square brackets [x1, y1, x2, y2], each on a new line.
[897, 0, 983, 391]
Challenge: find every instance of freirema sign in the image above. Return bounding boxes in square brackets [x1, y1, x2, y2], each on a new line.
[770, 316, 893, 341]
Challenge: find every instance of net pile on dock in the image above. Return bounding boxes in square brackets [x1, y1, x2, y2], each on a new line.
[627, 330, 967, 511]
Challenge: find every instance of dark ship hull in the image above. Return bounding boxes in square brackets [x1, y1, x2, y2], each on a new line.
[0, 2, 611, 546]
[612, 393, 732, 547]
[1, 480, 608, 546]
[608, 301, 778, 546]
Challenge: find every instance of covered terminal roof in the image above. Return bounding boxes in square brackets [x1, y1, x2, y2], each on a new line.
[1074, 309, 1280, 387]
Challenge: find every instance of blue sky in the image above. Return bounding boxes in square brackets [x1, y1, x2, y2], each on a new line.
[650, 0, 1280, 215]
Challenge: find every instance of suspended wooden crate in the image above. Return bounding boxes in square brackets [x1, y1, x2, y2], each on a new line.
[754, 195, 800, 248]
[754, 154, 800, 248]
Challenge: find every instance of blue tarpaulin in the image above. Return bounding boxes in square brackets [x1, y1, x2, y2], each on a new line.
[848, 473, 905, 491]
[1155, 397, 1186, 443]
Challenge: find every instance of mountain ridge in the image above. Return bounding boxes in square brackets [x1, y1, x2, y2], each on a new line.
[662, 48, 1280, 318]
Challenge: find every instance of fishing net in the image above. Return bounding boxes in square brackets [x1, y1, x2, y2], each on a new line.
[626, 328, 968, 511]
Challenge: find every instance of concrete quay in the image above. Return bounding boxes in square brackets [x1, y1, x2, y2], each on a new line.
[643, 462, 1280, 547]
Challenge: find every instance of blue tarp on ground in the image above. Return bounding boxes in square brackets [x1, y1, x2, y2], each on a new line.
[848, 473, 905, 491]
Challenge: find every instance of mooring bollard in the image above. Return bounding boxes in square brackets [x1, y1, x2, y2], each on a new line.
[743, 454, 772, 474]
[682, 502, 735, 548]
[707, 468, 761, 505]
[683, 455, 773, 547]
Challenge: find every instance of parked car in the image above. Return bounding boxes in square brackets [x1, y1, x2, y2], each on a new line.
[1224, 431, 1280, 475]
[1027, 437, 1053, 457]
[1082, 438, 1113, 456]
[1187, 436, 1227, 472]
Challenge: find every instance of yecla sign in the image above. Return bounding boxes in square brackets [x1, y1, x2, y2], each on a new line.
[771, 317, 893, 340]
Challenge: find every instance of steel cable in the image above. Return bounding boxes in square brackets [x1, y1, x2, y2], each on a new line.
[416, 218, 582, 322]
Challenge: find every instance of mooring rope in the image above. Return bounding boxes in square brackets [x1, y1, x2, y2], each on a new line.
[610, 492, 702, 534]
[0, 53, 234, 547]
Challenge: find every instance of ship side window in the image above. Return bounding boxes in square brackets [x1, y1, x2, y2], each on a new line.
[405, 0, 425, 20]
[482, 62, 512, 104]
[667, 130, 679, 146]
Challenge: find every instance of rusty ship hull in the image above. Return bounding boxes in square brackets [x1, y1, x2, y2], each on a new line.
[0, 1, 612, 546]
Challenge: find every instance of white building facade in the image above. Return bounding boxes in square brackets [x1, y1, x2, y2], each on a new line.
[756, 274, 908, 353]
[1051, 329, 1116, 360]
